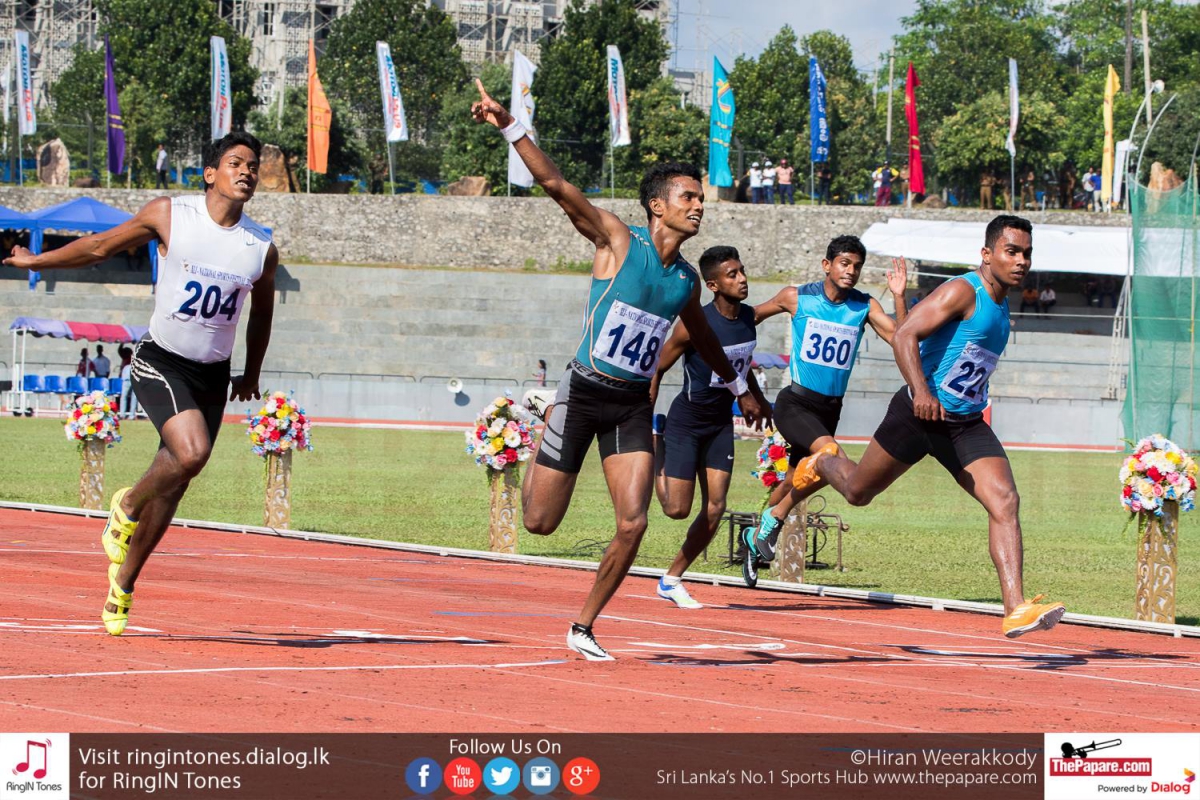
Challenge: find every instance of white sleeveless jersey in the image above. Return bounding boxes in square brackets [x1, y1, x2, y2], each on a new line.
[148, 195, 272, 363]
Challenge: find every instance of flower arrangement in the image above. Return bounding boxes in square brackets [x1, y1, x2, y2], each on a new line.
[751, 430, 791, 489]
[1120, 434, 1198, 516]
[465, 394, 536, 475]
[65, 390, 122, 445]
[245, 391, 313, 457]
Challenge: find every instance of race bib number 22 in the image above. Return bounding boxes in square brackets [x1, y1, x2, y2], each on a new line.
[592, 301, 670, 378]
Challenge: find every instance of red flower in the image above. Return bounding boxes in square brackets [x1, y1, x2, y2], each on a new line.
[73, 409, 82, 419]
[1191, 476, 1197, 491]
[504, 447, 518, 461]
[269, 430, 281, 441]
[763, 472, 779, 487]
[1123, 485, 1133, 498]
[1147, 466, 1163, 482]
[767, 444, 786, 461]
[95, 420, 103, 430]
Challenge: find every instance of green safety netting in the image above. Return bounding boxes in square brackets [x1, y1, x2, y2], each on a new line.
[1122, 178, 1200, 451]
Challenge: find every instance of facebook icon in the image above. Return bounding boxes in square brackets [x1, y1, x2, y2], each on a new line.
[405, 757, 442, 795]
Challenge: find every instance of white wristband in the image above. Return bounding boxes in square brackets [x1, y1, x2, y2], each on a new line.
[501, 119, 527, 144]
[724, 376, 749, 397]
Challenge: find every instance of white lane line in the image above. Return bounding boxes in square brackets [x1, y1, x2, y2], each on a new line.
[0, 659, 568, 682]
[0, 699, 180, 732]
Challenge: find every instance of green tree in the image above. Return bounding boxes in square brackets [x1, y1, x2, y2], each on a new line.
[727, 26, 808, 168]
[48, 0, 257, 183]
[320, 0, 467, 185]
[438, 63, 512, 194]
[802, 30, 879, 201]
[248, 87, 367, 192]
[534, 0, 669, 187]
[614, 78, 708, 187]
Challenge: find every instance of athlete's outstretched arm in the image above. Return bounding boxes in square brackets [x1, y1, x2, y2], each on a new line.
[471, 79, 626, 254]
[867, 257, 909, 344]
[891, 277, 975, 421]
[231, 244, 279, 402]
[753, 285, 797, 325]
[678, 289, 764, 425]
[649, 319, 691, 406]
[2, 197, 169, 271]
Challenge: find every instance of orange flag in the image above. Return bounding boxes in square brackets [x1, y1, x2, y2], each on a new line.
[307, 39, 332, 175]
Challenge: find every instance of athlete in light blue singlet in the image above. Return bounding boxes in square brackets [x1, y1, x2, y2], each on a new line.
[743, 236, 908, 570]
[471, 78, 764, 661]
[801, 215, 1067, 639]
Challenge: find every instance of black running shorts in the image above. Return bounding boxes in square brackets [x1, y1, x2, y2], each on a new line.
[773, 384, 843, 465]
[873, 386, 1007, 475]
[129, 338, 230, 445]
[535, 362, 654, 474]
[661, 395, 735, 480]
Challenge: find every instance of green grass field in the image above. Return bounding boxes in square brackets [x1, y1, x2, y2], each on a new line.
[1, 417, 1194, 624]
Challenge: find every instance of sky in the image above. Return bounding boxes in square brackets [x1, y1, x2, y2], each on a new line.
[670, 0, 921, 74]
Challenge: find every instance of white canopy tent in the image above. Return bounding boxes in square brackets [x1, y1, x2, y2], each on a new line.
[860, 218, 1130, 276]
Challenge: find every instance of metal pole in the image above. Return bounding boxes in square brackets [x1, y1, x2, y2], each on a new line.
[885, 48, 894, 163]
[810, 161, 814, 204]
[1142, 10, 1152, 125]
[1010, 157, 1016, 212]
[16, 128, 21, 186]
[609, 138, 614, 199]
[1124, 0, 1133, 96]
[386, 140, 395, 195]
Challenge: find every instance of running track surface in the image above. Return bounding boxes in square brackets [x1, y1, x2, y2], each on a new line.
[2, 508, 1198, 734]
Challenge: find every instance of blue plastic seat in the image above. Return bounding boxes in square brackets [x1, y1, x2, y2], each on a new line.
[89, 377, 110, 394]
[109, 377, 123, 395]
[40, 375, 64, 393]
[65, 376, 88, 395]
[22, 374, 42, 393]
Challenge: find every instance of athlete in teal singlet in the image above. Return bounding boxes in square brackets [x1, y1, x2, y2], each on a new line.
[796, 215, 1067, 639]
[471, 80, 764, 661]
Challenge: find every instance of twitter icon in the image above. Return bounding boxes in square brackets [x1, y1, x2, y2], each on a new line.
[483, 757, 520, 794]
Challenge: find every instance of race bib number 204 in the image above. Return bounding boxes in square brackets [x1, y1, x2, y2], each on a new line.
[171, 260, 255, 326]
[592, 301, 671, 379]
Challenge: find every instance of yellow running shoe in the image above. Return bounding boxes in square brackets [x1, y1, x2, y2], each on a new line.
[101, 563, 133, 636]
[101, 488, 138, 565]
[1002, 594, 1066, 639]
[792, 442, 839, 492]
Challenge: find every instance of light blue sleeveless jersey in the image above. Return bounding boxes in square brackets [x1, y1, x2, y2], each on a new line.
[789, 283, 871, 398]
[575, 226, 699, 382]
[920, 271, 1010, 415]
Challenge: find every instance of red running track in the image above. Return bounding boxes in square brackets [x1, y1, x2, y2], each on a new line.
[1, 508, 1198, 733]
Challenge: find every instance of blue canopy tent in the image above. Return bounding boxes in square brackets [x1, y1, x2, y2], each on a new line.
[0, 203, 30, 230]
[24, 197, 159, 291]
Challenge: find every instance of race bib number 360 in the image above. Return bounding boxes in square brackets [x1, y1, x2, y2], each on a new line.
[592, 301, 670, 378]
[800, 318, 859, 371]
[940, 342, 1000, 404]
[172, 260, 255, 326]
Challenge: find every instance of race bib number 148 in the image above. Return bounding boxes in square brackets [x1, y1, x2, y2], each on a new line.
[592, 301, 670, 378]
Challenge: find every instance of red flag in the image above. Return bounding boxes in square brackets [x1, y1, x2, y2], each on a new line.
[905, 62, 925, 195]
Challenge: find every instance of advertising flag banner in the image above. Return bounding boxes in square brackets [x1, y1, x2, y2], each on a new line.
[508, 49, 537, 188]
[104, 35, 125, 176]
[210, 36, 231, 140]
[905, 62, 925, 195]
[809, 57, 829, 163]
[606, 45, 631, 147]
[375, 42, 408, 143]
[1005, 57, 1018, 158]
[1102, 64, 1121, 204]
[14, 31, 35, 136]
[707, 57, 735, 187]
[307, 39, 332, 174]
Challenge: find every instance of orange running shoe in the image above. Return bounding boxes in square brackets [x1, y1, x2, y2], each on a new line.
[1002, 594, 1066, 638]
[792, 442, 839, 492]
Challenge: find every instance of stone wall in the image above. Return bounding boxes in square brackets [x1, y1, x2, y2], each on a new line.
[0, 187, 1128, 283]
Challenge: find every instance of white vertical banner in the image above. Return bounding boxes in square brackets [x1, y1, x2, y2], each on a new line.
[606, 45, 631, 147]
[210, 36, 231, 141]
[14, 31, 35, 136]
[375, 42, 408, 142]
[1005, 57, 1018, 158]
[507, 49, 537, 188]
[1113, 139, 1134, 206]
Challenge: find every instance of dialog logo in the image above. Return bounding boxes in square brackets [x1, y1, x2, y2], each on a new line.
[404, 757, 442, 795]
[483, 757, 520, 795]
[443, 757, 482, 796]
[523, 757, 560, 795]
[563, 756, 601, 796]
[0, 733, 69, 800]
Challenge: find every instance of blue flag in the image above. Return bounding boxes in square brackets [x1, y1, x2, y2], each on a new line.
[809, 56, 829, 163]
[708, 57, 735, 187]
[104, 35, 124, 175]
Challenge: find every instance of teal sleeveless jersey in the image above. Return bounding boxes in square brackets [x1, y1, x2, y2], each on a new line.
[789, 282, 872, 398]
[920, 271, 1010, 415]
[575, 226, 699, 382]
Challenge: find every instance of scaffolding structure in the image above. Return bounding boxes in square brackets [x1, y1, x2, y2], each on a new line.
[0, 0, 98, 108]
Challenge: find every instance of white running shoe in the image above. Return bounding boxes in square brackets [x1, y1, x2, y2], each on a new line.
[657, 578, 703, 609]
[566, 624, 615, 661]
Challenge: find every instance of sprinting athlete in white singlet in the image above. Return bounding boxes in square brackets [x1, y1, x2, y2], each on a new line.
[5, 132, 280, 636]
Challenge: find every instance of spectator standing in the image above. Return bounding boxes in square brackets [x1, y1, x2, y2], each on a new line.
[1090, 166, 1103, 212]
[155, 144, 169, 190]
[533, 359, 547, 387]
[998, 175, 1012, 211]
[1020, 285, 1040, 314]
[980, 169, 996, 209]
[748, 162, 763, 204]
[1100, 277, 1120, 308]
[1039, 285, 1057, 315]
[873, 162, 895, 206]
[76, 347, 91, 377]
[1081, 168, 1097, 210]
[817, 163, 832, 205]
[1083, 276, 1099, 306]
[753, 366, 769, 394]
[776, 158, 795, 204]
[762, 160, 776, 205]
[1060, 163, 1077, 209]
[1021, 169, 1037, 210]
[91, 345, 111, 378]
[118, 345, 136, 419]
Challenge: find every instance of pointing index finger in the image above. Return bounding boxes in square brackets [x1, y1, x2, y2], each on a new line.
[475, 77, 489, 100]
